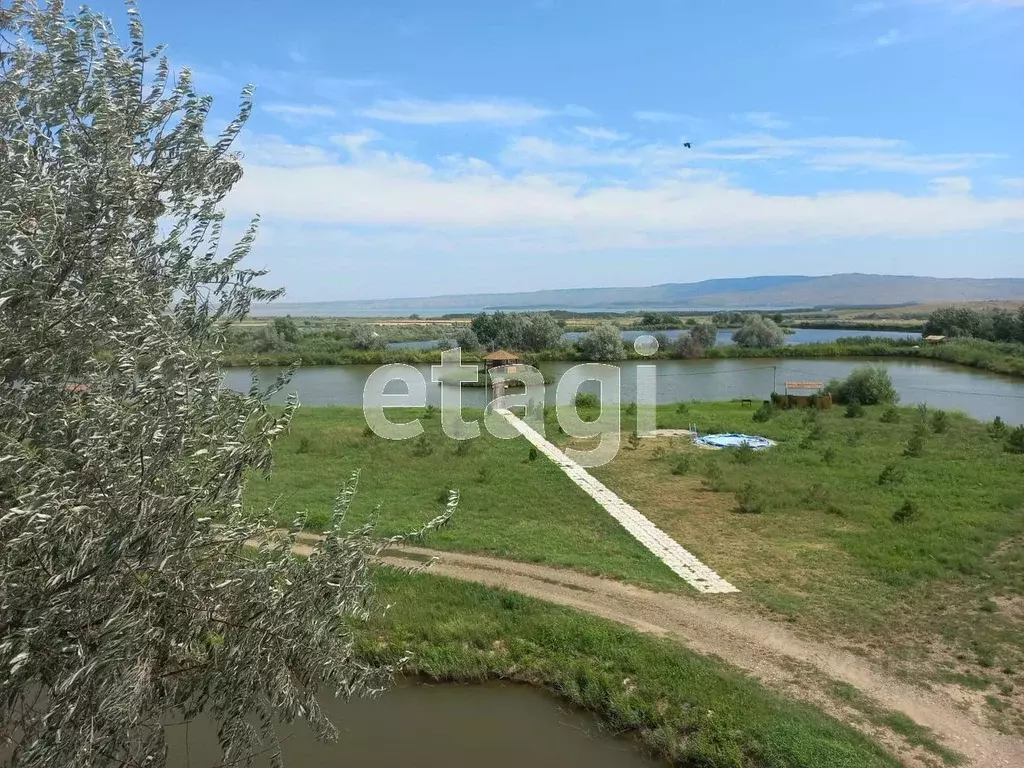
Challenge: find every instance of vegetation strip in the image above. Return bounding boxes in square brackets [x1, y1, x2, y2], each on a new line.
[496, 408, 738, 594]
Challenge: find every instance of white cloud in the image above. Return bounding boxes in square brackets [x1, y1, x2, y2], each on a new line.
[263, 103, 337, 118]
[227, 138, 1024, 252]
[236, 134, 338, 167]
[874, 28, 904, 46]
[575, 126, 629, 141]
[330, 131, 379, 157]
[633, 110, 699, 124]
[811, 151, 998, 173]
[356, 98, 555, 125]
[930, 176, 973, 195]
[288, 50, 309, 64]
[736, 112, 790, 130]
[853, 2, 887, 14]
[702, 134, 999, 173]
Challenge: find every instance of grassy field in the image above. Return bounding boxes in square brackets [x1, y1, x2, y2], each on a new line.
[360, 568, 902, 768]
[249, 401, 1024, 730]
[244, 407, 682, 590]
[556, 401, 1024, 729]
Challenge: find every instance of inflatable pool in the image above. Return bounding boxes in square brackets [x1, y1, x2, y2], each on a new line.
[696, 433, 775, 450]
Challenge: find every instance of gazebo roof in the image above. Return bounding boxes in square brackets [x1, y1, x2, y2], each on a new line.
[484, 349, 520, 361]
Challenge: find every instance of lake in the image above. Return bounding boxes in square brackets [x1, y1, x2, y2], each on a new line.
[166, 681, 654, 768]
[222, 358, 1024, 424]
[388, 328, 920, 350]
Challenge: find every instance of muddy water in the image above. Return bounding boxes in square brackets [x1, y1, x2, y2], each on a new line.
[223, 358, 1024, 424]
[165, 681, 656, 768]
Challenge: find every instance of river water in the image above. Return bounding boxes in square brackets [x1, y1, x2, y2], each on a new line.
[166, 682, 654, 768]
[223, 358, 1024, 424]
[388, 327, 919, 350]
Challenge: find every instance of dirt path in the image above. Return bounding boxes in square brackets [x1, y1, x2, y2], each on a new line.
[376, 546, 1024, 768]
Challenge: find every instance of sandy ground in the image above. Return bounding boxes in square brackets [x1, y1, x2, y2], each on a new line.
[370, 546, 1024, 768]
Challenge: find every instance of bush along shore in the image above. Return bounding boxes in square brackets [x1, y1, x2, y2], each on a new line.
[221, 337, 1024, 379]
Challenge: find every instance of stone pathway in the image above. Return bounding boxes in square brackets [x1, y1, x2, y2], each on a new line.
[494, 408, 737, 594]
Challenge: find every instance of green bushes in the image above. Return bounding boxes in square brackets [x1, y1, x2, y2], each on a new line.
[880, 407, 901, 424]
[989, 416, 1008, 440]
[574, 391, 599, 409]
[930, 410, 949, 434]
[892, 499, 921, 524]
[671, 455, 692, 475]
[735, 482, 768, 514]
[752, 402, 776, 423]
[826, 366, 899, 406]
[1007, 426, 1024, 455]
[844, 400, 865, 419]
[878, 462, 905, 486]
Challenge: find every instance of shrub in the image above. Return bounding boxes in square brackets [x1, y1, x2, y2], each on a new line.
[423, 404, 437, 419]
[651, 445, 668, 461]
[989, 416, 1009, 440]
[296, 436, 312, 454]
[574, 391, 599, 409]
[412, 433, 433, 457]
[803, 483, 829, 508]
[930, 410, 949, 434]
[676, 402, 689, 415]
[752, 403, 775, 423]
[454, 439, 472, 456]
[731, 315, 786, 348]
[880, 407, 901, 424]
[477, 466, 491, 483]
[844, 429, 864, 446]
[809, 422, 827, 441]
[822, 446, 837, 465]
[362, 424, 375, 438]
[903, 433, 925, 458]
[878, 462, 905, 486]
[844, 400, 864, 419]
[892, 499, 921, 524]
[671, 455, 692, 475]
[623, 402, 637, 416]
[826, 366, 899, 406]
[733, 443, 757, 464]
[735, 482, 768, 514]
[702, 462, 726, 491]
[627, 430, 642, 450]
[1006, 426, 1024, 455]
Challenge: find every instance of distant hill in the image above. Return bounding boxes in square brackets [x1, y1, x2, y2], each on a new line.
[253, 274, 1024, 317]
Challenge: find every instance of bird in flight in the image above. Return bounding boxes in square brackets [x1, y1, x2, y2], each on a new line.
[683, 142, 692, 149]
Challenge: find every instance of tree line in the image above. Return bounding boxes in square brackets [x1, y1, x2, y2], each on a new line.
[923, 306, 1024, 343]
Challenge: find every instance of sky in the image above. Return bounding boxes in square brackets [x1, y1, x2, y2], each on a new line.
[91, 0, 1024, 301]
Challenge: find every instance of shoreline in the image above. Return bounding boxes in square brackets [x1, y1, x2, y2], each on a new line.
[221, 339, 1024, 381]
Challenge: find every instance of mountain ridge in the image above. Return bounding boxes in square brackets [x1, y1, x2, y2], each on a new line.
[252, 273, 1024, 316]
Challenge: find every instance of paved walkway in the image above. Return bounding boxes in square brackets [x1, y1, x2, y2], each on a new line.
[494, 408, 737, 594]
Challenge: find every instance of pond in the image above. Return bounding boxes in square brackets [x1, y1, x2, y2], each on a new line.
[387, 328, 919, 350]
[222, 358, 1024, 424]
[166, 681, 655, 768]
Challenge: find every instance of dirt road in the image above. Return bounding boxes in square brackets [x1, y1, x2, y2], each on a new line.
[379, 546, 1024, 768]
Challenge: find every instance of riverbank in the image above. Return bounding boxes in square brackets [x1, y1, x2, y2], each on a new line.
[221, 338, 1024, 380]
[247, 401, 1024, 737]
[360, 567, 904, 768]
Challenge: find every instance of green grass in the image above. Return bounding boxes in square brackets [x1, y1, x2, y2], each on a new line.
[359, 568, 901, 768]
[824, 681, 964, 765]
[251, 402, 1024, 708]
[551, 401, 1024, 696]
[245, 406, 682, 591]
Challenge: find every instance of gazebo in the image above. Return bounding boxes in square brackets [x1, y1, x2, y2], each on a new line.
[483, 349, 520, 372]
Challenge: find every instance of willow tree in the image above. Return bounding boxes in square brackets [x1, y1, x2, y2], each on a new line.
[0, 3, 452, 767]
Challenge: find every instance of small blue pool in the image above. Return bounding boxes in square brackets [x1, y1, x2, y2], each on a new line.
[696, 433, 775, 450]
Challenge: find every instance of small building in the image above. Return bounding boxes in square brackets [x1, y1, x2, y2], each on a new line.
[484, 349, 520, 372]
[923, 335, 947, 344]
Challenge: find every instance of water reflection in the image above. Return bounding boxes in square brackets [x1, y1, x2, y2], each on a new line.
[223, 358, 1024, 424]
[166, 681, 655, 768]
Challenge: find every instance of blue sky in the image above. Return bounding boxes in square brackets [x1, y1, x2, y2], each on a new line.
[96, 0, 1023, 300]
